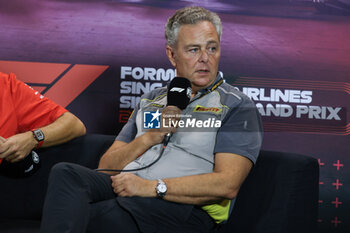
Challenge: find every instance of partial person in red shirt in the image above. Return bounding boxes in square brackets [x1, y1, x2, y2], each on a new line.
[0, 72, 86, 176]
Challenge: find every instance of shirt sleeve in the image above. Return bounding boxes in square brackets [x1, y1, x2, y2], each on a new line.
[214, 97, 263, 164]
[9, 73, 67, 133]
[115, 103, 139, 143]
[115, 110, 138, 143]
[116, 89, 166, 143]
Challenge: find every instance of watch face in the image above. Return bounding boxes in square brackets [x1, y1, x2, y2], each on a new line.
[156, 180, 167, 198]
[34, 130, 44, 141]
[158, 184, 167, 193]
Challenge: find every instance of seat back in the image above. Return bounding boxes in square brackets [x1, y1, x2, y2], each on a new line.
[217, 150, 319, 233]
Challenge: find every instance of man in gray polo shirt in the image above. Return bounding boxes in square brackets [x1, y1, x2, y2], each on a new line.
[40, 6, 262, 233]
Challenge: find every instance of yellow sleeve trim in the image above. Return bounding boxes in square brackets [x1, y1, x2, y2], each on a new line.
[201, 199, 231, 224]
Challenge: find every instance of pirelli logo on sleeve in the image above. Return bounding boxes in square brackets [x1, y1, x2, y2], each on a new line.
[193, 105, 222, 114]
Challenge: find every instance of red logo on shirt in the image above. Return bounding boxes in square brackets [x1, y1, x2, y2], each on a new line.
[193, 105, 222, 114]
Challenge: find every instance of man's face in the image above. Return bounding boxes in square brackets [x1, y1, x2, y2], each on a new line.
[166, 21, 221, 93]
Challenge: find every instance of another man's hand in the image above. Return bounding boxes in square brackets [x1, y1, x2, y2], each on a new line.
[0, 136, 6, 158]
[0, 132, 36, 163]
[111, 173, 157, 197]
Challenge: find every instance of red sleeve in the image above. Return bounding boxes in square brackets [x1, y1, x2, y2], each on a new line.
[9, 73, 68, 133]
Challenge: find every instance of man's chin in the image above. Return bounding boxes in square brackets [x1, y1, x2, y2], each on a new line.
[192, 81, 212, 91]
[193, 76, 215, 88]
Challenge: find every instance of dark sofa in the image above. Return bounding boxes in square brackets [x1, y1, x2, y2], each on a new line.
[0, 134, 319, 233]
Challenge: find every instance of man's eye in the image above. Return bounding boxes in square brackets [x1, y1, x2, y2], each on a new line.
[208, 47, 217, 53]
[189, 48, 198, 53]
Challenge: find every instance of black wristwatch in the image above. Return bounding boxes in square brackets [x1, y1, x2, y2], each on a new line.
[155, 179, 167, 199]
[32, 129, 45, 149]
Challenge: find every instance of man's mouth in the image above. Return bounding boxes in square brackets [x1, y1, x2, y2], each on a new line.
[196, 69, 209, 73]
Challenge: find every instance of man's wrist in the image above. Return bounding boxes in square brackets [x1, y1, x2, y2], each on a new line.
[142, 131, 165, 147]
[155, 179, 167, 199]
[150, 180, 158, 197]
[31, 129, 45, 149]
[25, 131, 38, 150]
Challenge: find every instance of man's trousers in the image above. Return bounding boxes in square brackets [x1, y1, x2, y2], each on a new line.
[40, 162, 216, 233]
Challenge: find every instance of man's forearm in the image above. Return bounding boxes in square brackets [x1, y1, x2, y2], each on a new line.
[162, 172, 237, 205]
[110, 153, 252, 205]
[148, 178, 224, 205]
[98, 132, 164, 172]
[0, 112, 85, 162]
[112, 171, 235, 205]
[39, 112, 86, 148]
[145, 153, 252, 205]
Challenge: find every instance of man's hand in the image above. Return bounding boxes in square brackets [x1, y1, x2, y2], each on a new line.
[0, 132, 36, 163]
[0, 136, 6, 158]
[111, 173, 157, 197]
[98, 106, 181, 174]
[161, 105, 181, 130]
[145, 105, 181, 145]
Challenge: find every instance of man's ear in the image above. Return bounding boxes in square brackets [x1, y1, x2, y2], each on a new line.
[166, 45, 176, 67]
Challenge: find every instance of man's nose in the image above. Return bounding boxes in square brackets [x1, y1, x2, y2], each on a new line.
[198, 50, 209, 63]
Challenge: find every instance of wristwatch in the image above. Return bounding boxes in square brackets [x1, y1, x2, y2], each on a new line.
[155, 179, 167, 199]
[32, 129, 45, 149]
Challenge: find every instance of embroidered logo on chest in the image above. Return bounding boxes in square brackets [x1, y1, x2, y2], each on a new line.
[193, 105, 222, 114]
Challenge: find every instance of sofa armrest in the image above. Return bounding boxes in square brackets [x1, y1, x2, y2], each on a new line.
[0, 134, 115, 220]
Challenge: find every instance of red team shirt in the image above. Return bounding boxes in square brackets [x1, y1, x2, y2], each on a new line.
[0, 72, 67, 164]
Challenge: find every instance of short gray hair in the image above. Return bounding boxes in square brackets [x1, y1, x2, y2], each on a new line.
[165, 6, 222, 47]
